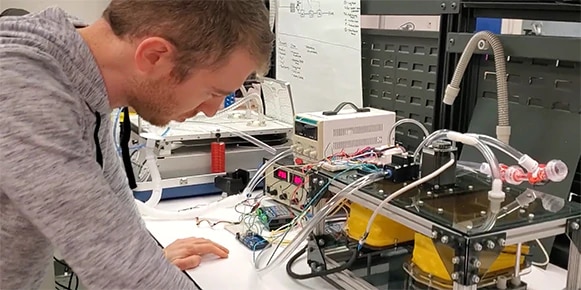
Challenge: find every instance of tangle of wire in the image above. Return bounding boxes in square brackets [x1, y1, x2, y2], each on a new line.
[254, 163, 380, 269]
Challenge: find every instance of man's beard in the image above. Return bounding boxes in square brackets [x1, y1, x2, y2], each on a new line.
[127, 77, 178, 127]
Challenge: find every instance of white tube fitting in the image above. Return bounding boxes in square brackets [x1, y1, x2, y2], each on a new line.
[443, 85, 460, 105]
[488, 178, 505, 202]
[518, 154, 539, 173]
[446, 131, 478, 146]
[496, 125, 511, 144]
[480, 162, 492, 176]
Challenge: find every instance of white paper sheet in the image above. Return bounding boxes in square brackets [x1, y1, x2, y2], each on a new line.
[275, 0, 362, 113]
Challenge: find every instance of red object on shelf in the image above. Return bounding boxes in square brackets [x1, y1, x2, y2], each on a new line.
[211, 142, 226, 173]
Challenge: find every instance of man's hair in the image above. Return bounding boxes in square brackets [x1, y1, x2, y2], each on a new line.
[103, 0, 274, 81]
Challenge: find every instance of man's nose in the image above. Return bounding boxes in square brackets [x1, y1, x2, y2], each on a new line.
[199, 98, 224, 117]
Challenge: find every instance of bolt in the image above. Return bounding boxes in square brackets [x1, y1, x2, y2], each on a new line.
[448, 188, 454, 193]
[432, 231, 438, 239]
[451, 272, 459, 280]
[451, 2, 457, 8]
[528, 213, 535, 220]
[480, 211, 487, 216]
[571, 222, 580, 230]
[466, 225, 473, 230]
[487, 240, 496, 249]
[519, 208, 526, 214]
[506, 187, 511, 192]
[316, 265, 324, 272]
[427, 191, 433, 196]
[403, 182, 408, 186]
[318, 239, 325, 246]
[318, 180, 324, 186]
[312, 178, 318, 183]
[441, 236, 449, 244]
[472, 259, 482, 268]
[526, 193, 533, 198]
[452, 256, 460, 264]
[437, 208, 444, 214]
[441, 2, 447, 9]
[468, 185, 474, 190]
[449, 38, 455, 45]
[474, 243, 483, 251]
[434, 184, 440, 190]
[498, 238, 506, 246]
[472, 275, 480, 283]
[378, 189, 384, 194]
[418, 200, 424, 206]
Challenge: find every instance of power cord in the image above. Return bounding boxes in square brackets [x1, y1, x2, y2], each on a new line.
[285, 243, 358, 280]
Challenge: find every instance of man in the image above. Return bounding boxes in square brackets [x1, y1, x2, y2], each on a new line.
[0, 1, 273, 289]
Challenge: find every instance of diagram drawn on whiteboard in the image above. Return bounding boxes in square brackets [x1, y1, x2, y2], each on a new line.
[290, 0, 334, 18]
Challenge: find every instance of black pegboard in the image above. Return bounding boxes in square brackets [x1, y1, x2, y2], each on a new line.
[361, 29, 440, 151]
[466, 55, 580, 195]
[460, 55, 580, 196]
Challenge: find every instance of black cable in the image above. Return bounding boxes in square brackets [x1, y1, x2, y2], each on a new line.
[120, 107, 137, 189]
[285, 244, 359, 280]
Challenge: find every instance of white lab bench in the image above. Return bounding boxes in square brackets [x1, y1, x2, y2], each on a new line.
[145, 195, 569, 290]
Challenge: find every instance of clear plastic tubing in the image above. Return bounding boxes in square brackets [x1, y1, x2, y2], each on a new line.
[413, 130, 501, 181]
[256, 171, 385, 273]
[187, 120, 276, 155]
[144, 137, 163, 207]
[466, 133, 538, 172]
[413, 129, 454, 163]
[196, 92, 264, 118]
[242, 149, 293, 197]
[388, 118, 430, 143]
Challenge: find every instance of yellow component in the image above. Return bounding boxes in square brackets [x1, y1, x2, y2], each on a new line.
[412, 233, 529, 281]
[345, 203, 415, 248]
[118, 109, 137, 122]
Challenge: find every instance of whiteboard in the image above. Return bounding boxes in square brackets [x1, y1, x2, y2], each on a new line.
[275, 0, 362, 113]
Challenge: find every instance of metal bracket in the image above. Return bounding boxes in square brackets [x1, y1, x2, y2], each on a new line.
[431, 226, 467, 283]
[566, 217, 581, 290]
[566, 218, 580, 252]
[306, 236, 328, 273]
[465, 233, 506, 286]
[308, 173, 329, 200]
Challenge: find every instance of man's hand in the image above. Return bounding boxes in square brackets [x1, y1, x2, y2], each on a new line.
[164, 238, 229, 270]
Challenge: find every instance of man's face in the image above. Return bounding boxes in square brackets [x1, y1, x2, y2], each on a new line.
[127, 45, 257, 127]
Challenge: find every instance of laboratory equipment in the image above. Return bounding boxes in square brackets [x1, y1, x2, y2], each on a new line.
[284, 131, 579, 290]
[292, 102, 396, 163]
[127, 78, 295, 201]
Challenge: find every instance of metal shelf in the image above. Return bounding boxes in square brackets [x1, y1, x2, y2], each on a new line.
[447, 33, 581, 62]
[361, 0, 459, 15]
[461, 1, 581, 22]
